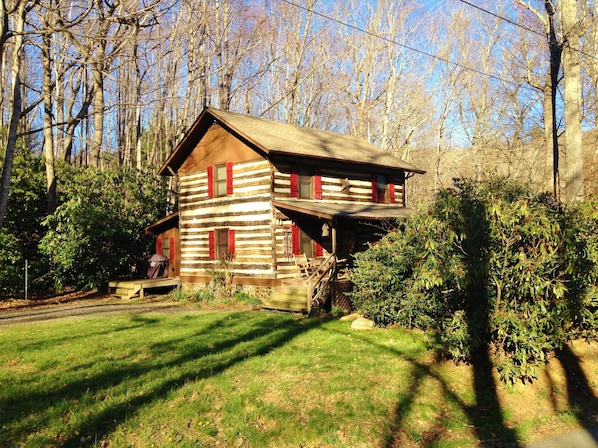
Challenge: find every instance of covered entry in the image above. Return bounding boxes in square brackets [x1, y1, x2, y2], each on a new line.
[273, 199, 413, 264]
[265, 200, 414, 313]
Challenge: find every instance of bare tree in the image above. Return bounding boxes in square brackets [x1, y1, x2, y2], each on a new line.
[0, 0, 30, 229]
[516, 0, 585, 202]
[561, 0, 584, 202]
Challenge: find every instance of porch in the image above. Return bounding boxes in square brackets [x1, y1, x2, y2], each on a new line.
[261, 255, 352, 314]
[264, 199, 411, 314]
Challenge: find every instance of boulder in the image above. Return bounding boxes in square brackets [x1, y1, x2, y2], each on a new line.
[350, 317, 375, 330]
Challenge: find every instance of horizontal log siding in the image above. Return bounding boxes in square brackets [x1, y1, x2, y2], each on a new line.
[179, 160, 276, 280]
[273, 171, 404, 203]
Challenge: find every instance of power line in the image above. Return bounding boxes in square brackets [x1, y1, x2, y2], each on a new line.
[278, 0, 527, 90]
[459, 0, 544, 38]
[459, 0, 598, 63]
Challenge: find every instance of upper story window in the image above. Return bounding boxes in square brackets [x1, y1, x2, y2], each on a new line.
[291, 166, 322, 200]
[372, 175, 396, 204]
[215, 164, 228, 197]
[298, 173, 312, 199]
[207, 162, 233, 198]
[375, 175, 388, 204]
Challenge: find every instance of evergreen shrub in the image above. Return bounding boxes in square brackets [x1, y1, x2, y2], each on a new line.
[350, 177, 598, 384]
[39, 166, 167, 290]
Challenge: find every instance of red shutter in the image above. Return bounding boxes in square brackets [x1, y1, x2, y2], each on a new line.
[226, 162, 233, 195]
[389, 179, 395, 204]
[207, 166, 214, 198]
[291, 224, 300, 255]
[371, 177, 378, 203]
[169, 237, 175, 261]
[228, 229, 235, 255]
[314, 169, 322, 200]
[290, 172, 299, 198]
[156, 237, 162, 255]
[315, 242, 323, 257]
[208, 230, 215, 259]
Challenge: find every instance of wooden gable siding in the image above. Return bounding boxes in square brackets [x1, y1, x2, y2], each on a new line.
[273, 170, 405, 204]
[178, 158, 276, 282]
[178, 124, 258, 174]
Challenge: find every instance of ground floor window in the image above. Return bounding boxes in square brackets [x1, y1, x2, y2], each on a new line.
[209, 228, 235, 260]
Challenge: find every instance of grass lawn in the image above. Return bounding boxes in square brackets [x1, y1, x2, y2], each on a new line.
[0, 304, 597, 447]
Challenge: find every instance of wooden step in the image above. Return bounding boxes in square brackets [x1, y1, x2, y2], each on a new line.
[262, 283, 308, 312]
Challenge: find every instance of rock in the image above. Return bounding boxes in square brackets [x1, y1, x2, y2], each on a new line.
[340, 313, 361, 322]
[350, 317, 374, 330]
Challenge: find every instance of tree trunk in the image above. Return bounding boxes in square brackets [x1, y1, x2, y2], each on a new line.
[0, 0, 9, 121]
[90, 61, 105, 168]
[561, 0, 584, 202]
[545, 0, 562, 200]
[42, 28, 56, 213]
[0, 1, 26, 229]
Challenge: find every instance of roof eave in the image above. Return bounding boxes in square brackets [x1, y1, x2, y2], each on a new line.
[268, 149, 426, 174]
[157, 107, 272, 176]
[145, 211, 179, 234]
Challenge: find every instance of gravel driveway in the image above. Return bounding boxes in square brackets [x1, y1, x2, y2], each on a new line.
[0, 296, 188, 327]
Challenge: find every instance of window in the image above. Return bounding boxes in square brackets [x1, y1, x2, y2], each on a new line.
[215, 164, 228, 197]
[207, 162, 233, 198]
[290, 167, 321, 199]
[298, 174, 312, 199]
[299, 229, 314, 258]
[292, 225, 315, 258]
[162, 237, 170, 258]
[209, 228, 235, 260]
[215, 229, 229, 258]
[372, 175, 390, 204]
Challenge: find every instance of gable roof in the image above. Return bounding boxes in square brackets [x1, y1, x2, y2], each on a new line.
[158, 107, 425, 176]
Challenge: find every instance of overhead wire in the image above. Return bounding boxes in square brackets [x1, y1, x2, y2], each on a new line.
[459, 0, 598, 63]
[459, 0, 545, 38]
[278, 0, 527, 89]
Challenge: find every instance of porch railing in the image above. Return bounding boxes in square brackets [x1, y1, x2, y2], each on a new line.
[306, 253, 338, 313]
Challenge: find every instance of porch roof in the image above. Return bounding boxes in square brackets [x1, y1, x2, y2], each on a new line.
[272, 199, 414, 221]
[145, 212, 179, 235]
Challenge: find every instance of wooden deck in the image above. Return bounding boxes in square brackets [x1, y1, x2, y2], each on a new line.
[108, 277, 181, 299]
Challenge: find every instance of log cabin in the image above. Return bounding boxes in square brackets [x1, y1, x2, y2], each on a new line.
[146, 107, 425, 312]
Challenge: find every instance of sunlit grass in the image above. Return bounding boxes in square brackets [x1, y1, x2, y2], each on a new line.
[0, 308, 596, 447]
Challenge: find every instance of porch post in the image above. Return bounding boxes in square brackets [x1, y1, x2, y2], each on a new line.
[331, 221, 337, 254]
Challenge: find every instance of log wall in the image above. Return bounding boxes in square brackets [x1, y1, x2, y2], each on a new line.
[179, 158, 277, 283]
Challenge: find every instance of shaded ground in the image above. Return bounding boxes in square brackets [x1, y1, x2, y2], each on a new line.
[0, 289, 258, 326]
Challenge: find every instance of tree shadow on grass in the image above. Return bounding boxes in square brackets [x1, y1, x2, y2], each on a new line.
[385, 188, 521, 447]
[556, 344, 598, 432]
[382, 344, 520, 447]
[334, 329, 521, 448]
[0, 310, 321, 447]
